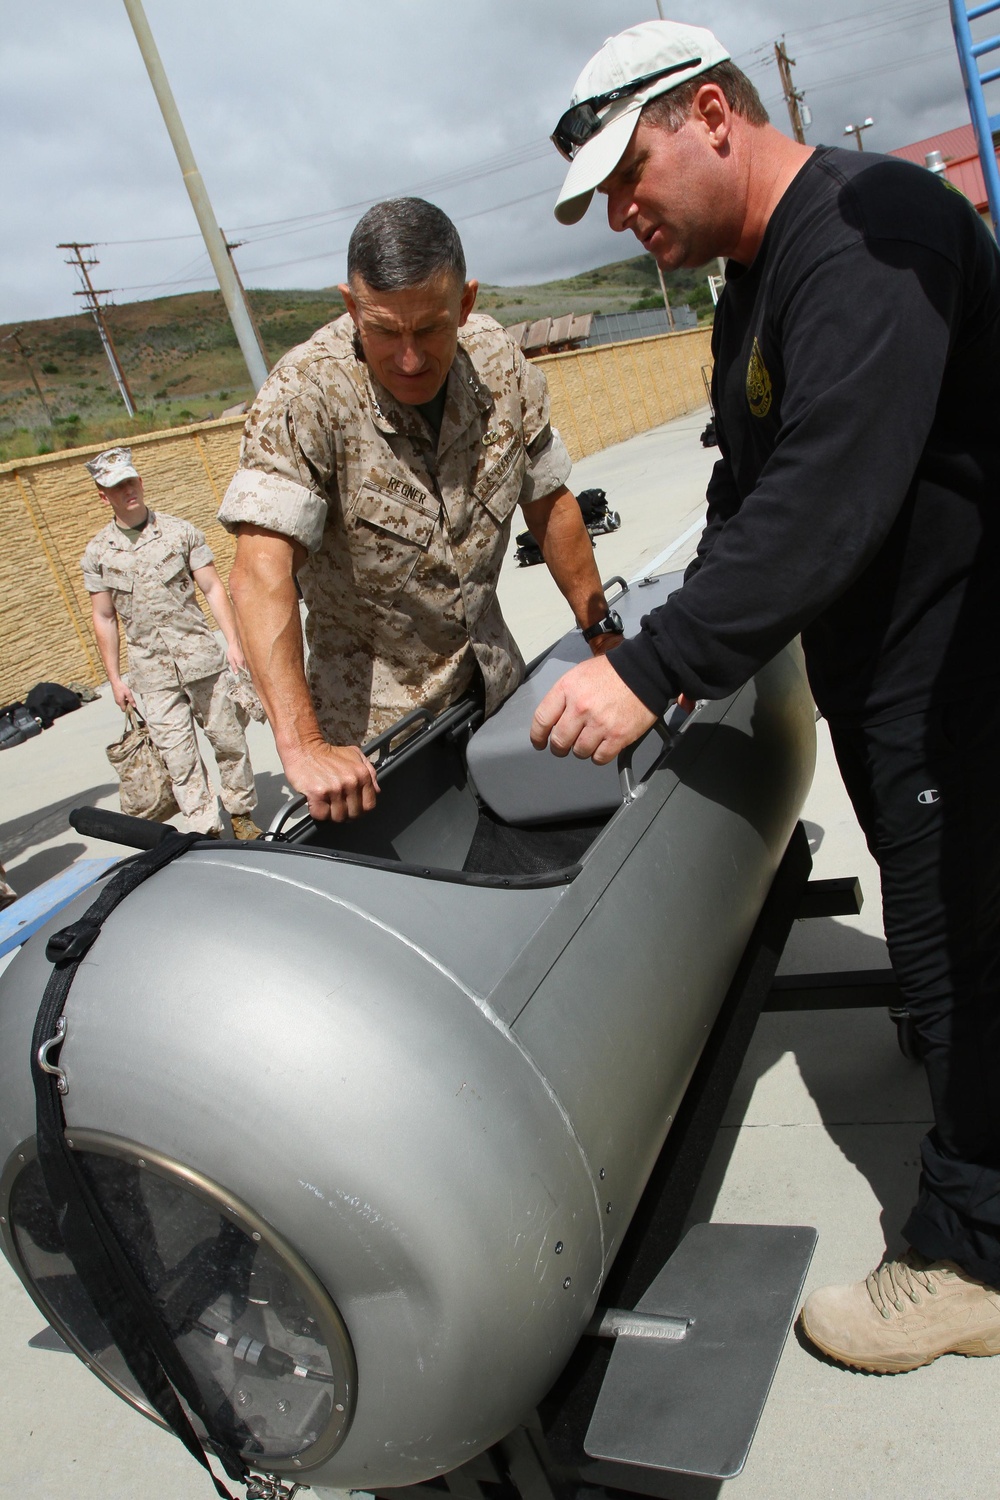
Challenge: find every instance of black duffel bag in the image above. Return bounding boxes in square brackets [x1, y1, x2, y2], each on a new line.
[26, 681, 83, 729]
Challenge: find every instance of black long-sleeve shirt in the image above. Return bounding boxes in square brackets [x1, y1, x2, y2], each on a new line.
[611, 146, 1000, 722]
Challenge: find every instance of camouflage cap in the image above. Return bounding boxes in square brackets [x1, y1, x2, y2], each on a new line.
[85, 446, 140, 488]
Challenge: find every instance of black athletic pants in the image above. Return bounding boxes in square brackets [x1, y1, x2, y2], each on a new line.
[828, 692, 1000, 1288]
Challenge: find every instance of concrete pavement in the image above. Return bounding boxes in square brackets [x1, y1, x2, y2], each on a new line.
[2, 405, 999, 1499]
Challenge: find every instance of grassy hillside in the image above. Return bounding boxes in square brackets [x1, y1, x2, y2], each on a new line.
[0, 256, 713, 462]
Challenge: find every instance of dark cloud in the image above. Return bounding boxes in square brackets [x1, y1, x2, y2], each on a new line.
[2, 0, 983, 323]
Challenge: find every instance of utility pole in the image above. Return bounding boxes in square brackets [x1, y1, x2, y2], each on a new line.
[58, 242, 137, 417]
[654, 260, 675, 331]
[2, 329, 53, 424]
[844, 117, 875, 150]
[121, 0, 269, 392]
[225, 236, 271, 369]
[774, 39, 808, 145]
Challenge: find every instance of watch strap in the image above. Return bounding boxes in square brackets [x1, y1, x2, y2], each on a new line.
[582, 610, 624, 642]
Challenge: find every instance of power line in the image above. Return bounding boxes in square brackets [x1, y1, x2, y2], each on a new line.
[796, 13, 948, 64]
[732, 0, 946, 73]
[805, 45, 948, 95]
[115, 181, 564, 290]
[114, 247, 215, 296]
[234, 184, 564, 279]
[227, 142, 551, 237]
[239, 183, 561, 275]
[93, 138, 552, 250]
[238, 158, 553, 250]
[761, 0, 942, 47]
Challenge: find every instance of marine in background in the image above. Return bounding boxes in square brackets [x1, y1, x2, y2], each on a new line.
[81, 447, 262, 840]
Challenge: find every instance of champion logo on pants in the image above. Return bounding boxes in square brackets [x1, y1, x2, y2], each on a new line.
[918, 789, 941, 804]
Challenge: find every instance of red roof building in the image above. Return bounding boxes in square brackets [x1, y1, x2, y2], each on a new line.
[889, 122, 998, 216]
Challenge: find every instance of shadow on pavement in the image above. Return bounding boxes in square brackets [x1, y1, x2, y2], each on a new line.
[0, 785, 118, 865]
[249, 769, 296, 826]
[6, 842, 90, 897]
[689, 873, 932, 1265]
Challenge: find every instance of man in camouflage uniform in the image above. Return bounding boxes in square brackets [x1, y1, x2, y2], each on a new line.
[81, 447, 262, 839]
[221, 198, 622, 823]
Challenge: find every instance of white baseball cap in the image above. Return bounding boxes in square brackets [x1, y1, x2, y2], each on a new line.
[552, 21, 730, 226]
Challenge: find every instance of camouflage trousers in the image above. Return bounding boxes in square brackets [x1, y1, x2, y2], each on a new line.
[139, 671, 257, 835]
[0, 860, 16, 911]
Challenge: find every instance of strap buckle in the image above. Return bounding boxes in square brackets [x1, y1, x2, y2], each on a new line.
[46, 919, 101, 965]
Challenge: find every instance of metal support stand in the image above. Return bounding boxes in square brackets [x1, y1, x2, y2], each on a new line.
[584, 1223, 816, 1481]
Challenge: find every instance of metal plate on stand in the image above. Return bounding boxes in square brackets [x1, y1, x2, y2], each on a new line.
[584, 1223, 816, 1481]
[28, 1325, 71, 1353]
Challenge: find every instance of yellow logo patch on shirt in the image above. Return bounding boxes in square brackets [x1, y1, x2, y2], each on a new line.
[746, 337, 773, 418]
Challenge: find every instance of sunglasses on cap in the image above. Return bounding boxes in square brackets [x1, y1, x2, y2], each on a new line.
[550, 57, 702, 161]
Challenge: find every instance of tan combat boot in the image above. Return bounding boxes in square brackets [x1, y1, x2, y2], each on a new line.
[231, 814, 263, 841]
[801, 1248, 1000, 1372]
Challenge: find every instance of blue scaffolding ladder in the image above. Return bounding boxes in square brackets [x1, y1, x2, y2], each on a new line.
[950, 0, 1000, 235]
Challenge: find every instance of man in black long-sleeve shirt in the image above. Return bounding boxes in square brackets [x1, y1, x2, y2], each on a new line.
[535, 17, 1000, 1374]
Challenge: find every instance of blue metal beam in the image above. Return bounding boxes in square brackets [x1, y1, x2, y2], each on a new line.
[0, 858, 120, 959]
[951, 0, 1000, 235]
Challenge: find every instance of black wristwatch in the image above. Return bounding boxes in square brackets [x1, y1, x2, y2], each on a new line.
[582, 609, 624, 642]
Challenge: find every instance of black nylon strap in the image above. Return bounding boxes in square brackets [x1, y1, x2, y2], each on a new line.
[30, 832, 248, 1499]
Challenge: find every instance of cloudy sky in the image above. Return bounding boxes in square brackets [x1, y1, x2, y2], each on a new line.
[2, 0, 988, 326]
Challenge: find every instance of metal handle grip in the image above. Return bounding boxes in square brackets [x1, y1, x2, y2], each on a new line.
[617, 719, 673, 804]
[265, 793, 308, 841]
[362, 706, 435, 763]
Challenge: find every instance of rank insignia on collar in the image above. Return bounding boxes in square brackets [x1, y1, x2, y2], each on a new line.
[482, 429, 502, 445]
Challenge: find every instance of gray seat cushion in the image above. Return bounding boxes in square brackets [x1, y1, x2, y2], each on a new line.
[466, 572, 684, 825]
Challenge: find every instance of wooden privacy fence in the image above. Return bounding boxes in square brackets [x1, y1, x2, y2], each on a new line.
[0, 325, 711, 701]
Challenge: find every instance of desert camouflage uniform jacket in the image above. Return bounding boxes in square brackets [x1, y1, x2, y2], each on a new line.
[81, 511, 226, 692]
[218, 312, 571, 744]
